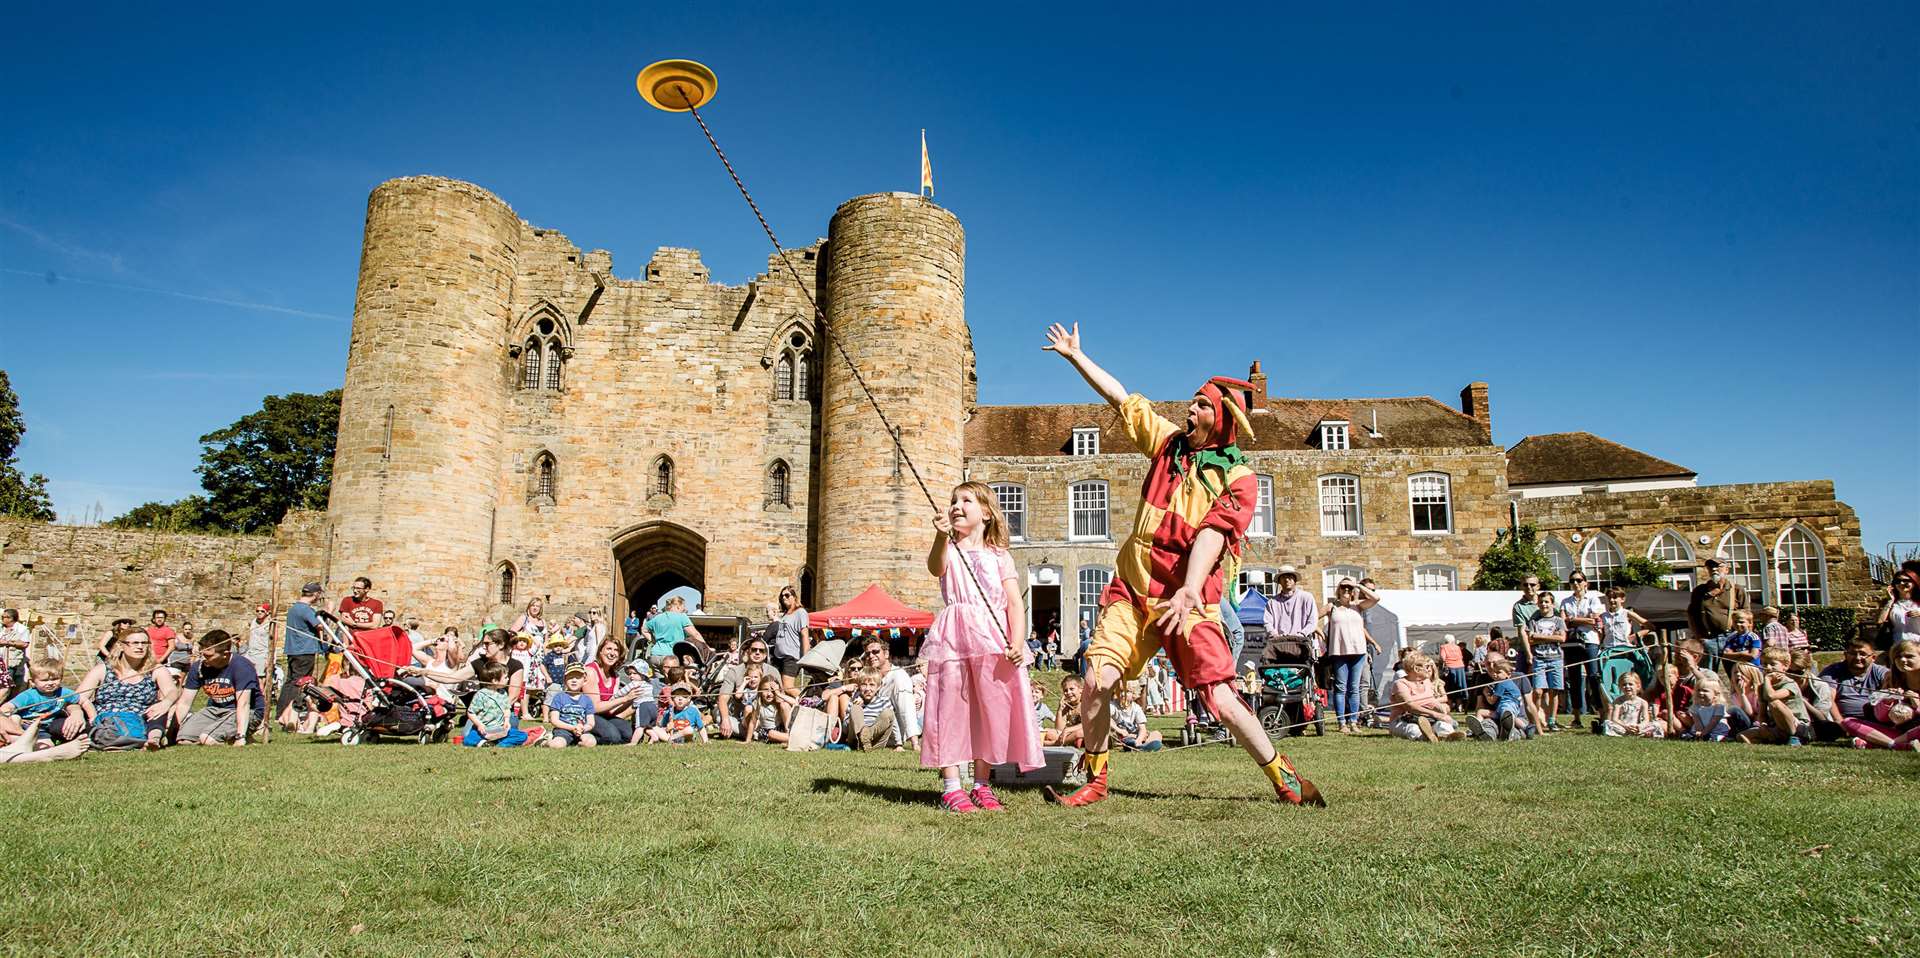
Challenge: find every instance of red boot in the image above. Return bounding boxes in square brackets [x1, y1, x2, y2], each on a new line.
[1044, 769, 1109, 806]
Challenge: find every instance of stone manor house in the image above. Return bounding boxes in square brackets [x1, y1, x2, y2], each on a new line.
[0, 176, 1872, 637]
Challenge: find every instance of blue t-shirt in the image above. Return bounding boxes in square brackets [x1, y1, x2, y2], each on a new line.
[1490, 679, 1524, 713]
[284, 602, 324, 656]
[665, 704, 704, 734]
[539, 650, 574, 684]
[1720, 631, 1763, 664]
[9, 687, 79, 722]
[646, 612, 692, 659]
[187, 657, 265, 717]
[545, 688, 594, 727]
[625, 614, 641, 637]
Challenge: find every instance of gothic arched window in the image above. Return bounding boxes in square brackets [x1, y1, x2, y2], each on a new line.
[653, 456, 675, 499]
[521, 340, 542, 389]
[497, 563, 516, 605]
[774, 353, 794, 400]
[795, 350, 812, 401]
[767, 460, 791, 508]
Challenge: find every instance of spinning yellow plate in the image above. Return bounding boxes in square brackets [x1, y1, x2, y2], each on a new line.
[636, 59, 717, 112]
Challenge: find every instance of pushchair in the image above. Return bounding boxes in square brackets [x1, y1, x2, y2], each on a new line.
[1250, 634, 1325, 738]
[305, 611, 457, 746]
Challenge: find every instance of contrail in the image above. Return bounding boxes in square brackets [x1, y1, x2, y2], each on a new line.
[0, 267, 350, 323]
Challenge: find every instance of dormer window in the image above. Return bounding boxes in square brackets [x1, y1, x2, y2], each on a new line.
[1319, 421, 1349, 451]
[1072, 427, 1100, 456]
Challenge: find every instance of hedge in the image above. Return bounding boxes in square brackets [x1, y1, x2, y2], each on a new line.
[1785, 605, 1857, 652]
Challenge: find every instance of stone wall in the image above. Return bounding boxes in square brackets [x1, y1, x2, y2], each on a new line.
[967, 445, 1512, 627]
[1519, 480, 1873, 609]
[0, 510, 328, 650]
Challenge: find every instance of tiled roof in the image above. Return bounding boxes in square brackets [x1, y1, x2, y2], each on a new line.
[966, 395, 1490, 457]
[1506, 432, 1694, 486]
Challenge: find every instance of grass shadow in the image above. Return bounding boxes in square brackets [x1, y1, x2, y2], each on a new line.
[809, 776, 929, 807]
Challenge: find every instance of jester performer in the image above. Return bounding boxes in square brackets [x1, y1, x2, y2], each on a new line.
[1041, 322, 1323, 807]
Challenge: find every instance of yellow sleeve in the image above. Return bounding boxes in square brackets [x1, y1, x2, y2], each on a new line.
[1117, 393, 1180, 458]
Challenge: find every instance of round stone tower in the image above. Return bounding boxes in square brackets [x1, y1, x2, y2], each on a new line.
[817, 193, 968, 610]
[325, 177, 520, 623]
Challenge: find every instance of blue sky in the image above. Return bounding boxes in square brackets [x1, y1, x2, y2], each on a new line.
[2, 3, 1914, 553]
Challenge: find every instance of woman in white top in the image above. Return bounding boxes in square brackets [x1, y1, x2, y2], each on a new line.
[1878, 575, 1920, 642]
[1317, 577, 1381, 733]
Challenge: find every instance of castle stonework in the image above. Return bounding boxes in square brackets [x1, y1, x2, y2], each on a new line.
[0, 176, 1874, 643]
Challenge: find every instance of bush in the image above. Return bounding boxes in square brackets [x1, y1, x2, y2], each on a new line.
[1787, 605, 1857, 652]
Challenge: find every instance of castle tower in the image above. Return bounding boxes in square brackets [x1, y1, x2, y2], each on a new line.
[325, 177, 520, 623]
[817, 193, 968, 610]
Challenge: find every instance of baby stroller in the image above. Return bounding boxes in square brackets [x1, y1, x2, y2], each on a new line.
[306, 612, 457, 746]
[1251, 634, 1325, 738]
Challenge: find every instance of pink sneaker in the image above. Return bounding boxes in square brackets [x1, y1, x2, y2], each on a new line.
[939, 789, 979, 814]
[969, 784, 1005, 811]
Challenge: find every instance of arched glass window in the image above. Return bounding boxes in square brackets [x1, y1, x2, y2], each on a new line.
[544, 345, 563, 390]
[536, 454, 556, 499]
[1069, 481, 1109, 540]
[497, 563, 516, 605]
[653, 456, 675, 499]
[1322, 565, 1367, 600]
[767, 460, 791, 508]
[1580, 534, 1625, 590]
[774, 353, 794, 401]
[521, 340, 542, 389]
[1319, 474, 1362, 536]
[795, 350, 811, 401]
[1774, 526, 1826, 606]
[1409, 472, 1452, 534]
[1414, 564, 1458, 592]
[1648, 531, 1693, 565]
[1542, 537, 1575, 587]
[1717, 528, 1766, 596]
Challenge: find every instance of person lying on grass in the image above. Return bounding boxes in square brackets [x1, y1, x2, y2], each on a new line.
[172, 630, 262, 747]
[644, 684, 707, 744]
[1389, 650, 1464, 742]
[0, 660, 87, 748]
[0, 719, 88, 763]
[461, 658, 542, 748]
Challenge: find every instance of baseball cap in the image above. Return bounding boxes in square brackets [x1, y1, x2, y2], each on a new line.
[563, 663, 586, 677]
[670, 683, 695, 696]
[300, 582, 323, 595]
[257, 602, 273, 613]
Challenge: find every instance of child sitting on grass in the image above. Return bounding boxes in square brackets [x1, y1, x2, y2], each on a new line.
[1682, 677, 1730, 741]
[1601, 671, 1662, 738]
[0, 660, 86, 747]
[1472, 654, 1534, 741]
[1735, 647, 1812, 745]
[1031, 682, 1055, 733]
[744, 675, 793, 744]
[462, 658, 543, 748]
[1109, 682, 1162, 751]
[645, 684, 708, 744]
[1044, 674, 1084, 748]
[543, 664, 597, 748]
[839, 669, 902, 750]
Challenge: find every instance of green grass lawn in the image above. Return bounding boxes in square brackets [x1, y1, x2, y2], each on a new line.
[5, 724, 1916, 958]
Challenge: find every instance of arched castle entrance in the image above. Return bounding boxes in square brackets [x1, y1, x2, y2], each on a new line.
[610, 520, 707, 629]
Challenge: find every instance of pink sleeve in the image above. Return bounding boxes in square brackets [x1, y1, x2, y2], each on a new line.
[996, 548, 1018, 584]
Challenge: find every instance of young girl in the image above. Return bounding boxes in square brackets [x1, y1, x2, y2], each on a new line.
[1047, 675, 1084, 748]
[1872, 638, 1920, 750]
[1602, 671, 1662, 738]
[921, 480, 1043, 813]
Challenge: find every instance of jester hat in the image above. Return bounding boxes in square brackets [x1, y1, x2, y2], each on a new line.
[1194, 376, 1257, 450]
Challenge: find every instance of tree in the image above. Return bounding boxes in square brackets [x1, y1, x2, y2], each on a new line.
[106, 496, 216, 532]
[1470, 523, 1562, 591]
[1610, 555, 1674, 589]
[0, 370, 57, 522]
[194, 390, 341, 533]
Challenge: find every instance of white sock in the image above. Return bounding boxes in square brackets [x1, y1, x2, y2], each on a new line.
[941, 770, 962, 793]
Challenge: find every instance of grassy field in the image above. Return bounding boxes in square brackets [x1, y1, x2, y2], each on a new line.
[5, 719, 1916, 958]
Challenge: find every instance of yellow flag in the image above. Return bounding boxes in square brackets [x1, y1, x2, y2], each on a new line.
[920, 129, 933, 197]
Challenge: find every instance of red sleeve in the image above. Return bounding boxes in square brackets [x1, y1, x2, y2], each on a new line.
[1200, 471, 1259, 543]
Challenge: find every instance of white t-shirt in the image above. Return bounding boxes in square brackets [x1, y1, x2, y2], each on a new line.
[1889, 599, 1920, 639]
[1599, 609, 1636, 648]
[1561, 593, 1606, 645]
[1110, 702, 1147, 738]
[1, 622, 28, 667]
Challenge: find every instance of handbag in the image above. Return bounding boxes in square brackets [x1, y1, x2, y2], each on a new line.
[784, 705, 830, 752]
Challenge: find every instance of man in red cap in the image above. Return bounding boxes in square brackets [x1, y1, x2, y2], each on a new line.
[1041, 322, 1322, 807]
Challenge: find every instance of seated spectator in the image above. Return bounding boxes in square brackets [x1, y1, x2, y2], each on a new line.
[837, 669, 906, 751]
[744, 675, 795, 745]
[1109, 682, 1162, 751]
[1046, 674, 1084, 748]
[543, 664, 597, 748]
[1812, 634, 1892, 745]
[644, 684, 707, 744]
[1779, 610, 1809, 652]
[1736, 647, 1813, 745]
[1389, 650, 1464, 742]
[1868, 638, 1920, 751]
[460, 658, 542, 748]
[1658, 637, 1713, 738]
[173, 630, 262, 746]
[1470, 654, 1533, 741]
[856, 636, 922, 749]
[1755, 606, 1791, 650]
[0, 660, 87, 747]
[716, 639, 775, 738]
[578, 637, 646, 745]
[1601, 672, 1662, 738]
[76, 627, 179, 750]
[1030, 682, 1055, 735]
[1683, 677, 1731, 741]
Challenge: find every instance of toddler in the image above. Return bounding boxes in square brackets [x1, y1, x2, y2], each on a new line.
[646, 684, 708, 744]
[0, 660, 85, 746]
[543, 664, 597, 747]
[462, 658, 543, 747]
[1475, 655, 1534, 741]
[1683, 678, 1730, 741]
[1601, 671, 1662, 738]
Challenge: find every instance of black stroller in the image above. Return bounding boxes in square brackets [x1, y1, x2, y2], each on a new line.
[1251, 634, 1325, 738]
[304, 611, 458, 746]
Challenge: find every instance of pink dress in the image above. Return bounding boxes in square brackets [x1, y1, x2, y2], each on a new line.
[919, 544, 1043, 771]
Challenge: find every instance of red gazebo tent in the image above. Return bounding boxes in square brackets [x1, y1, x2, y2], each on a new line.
[808, 584, 935, 632]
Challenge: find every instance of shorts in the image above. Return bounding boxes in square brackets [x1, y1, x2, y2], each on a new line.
[1085, 583, 1235, 688]
[180, 705, 247, 743]
[549, 728, 586, 746]
[1535, 653, 1566, 690]
[774, 656, 802, 679]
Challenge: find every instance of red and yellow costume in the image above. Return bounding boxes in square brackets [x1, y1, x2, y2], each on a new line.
[1085, 379, 1258, 689]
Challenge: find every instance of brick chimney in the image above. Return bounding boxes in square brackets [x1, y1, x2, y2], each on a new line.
[1460, 381, 1490, 438]
[1247, 361, 1268, 408]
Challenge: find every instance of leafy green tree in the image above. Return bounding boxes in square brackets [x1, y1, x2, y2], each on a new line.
[194, 390, 340, 533]
[106, 496, 216, 532]
[1470, 523, 1562, 590]
[1609, 555, 1673, 589]
[0, 370, 57, 522]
